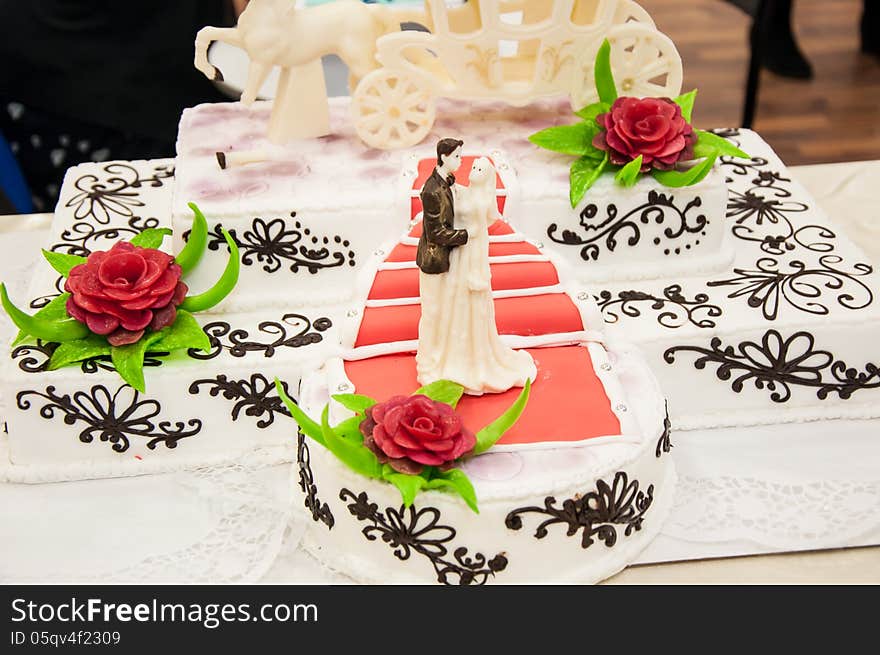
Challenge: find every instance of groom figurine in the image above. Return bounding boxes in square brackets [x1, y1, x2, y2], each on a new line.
[416, 138, 469, 274]
[416, 137, 468, 385]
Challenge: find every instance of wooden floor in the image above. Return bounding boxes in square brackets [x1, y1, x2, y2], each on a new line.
[640, 0, 880, 165]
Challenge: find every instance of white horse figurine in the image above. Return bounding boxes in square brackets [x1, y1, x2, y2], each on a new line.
[194, 0, 412, 106]
[194, 0, 426, 163]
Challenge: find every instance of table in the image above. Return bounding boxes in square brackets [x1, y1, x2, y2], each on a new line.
[1, 160, 878, 584]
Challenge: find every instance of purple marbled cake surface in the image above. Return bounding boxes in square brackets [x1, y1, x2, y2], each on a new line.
[172, 96, 574, 216]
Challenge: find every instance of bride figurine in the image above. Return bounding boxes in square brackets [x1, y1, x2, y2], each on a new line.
[416, 156, 537, 395]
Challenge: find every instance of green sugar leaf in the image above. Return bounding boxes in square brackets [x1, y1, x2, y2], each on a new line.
[331, 393, 377, 414]
[150, 309, 210, 353]
[570, 152, 608, 207]
[419, 466, 439, 481]
[129, 228, 172, 250]
[12, 293, 72, 346]
[673, 89, 698, 123]
[474, 378, 531, 455]
[179, 229, 240, 313]
[320, 406, 382, 480]
[693, 130, 751, 160]
[41, 250, 86, 277]
[594, 39, 617, 105]
[574, 100, 610, 123]
[334, 415, 366, 444]
[47, 333, 111, 370]
[275, 378, 325, 447]
[382, 466, 427, 508]
[109, 331, 165, 393]
[425, 469, 479, 513]
[412, 380, 464, 408]
[176, 202, 209, 274]
[652, 153, 718, 188]
[528, 122, 598, 156]
[1, 284, 89, 344]
[615, 155, 643, 187]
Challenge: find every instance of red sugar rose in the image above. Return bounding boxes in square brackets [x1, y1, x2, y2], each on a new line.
[64, 241, 188, 346]
[359, 395, 476, 475]
[593, 96, 697, 172]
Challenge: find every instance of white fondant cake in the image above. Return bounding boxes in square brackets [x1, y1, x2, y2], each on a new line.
[6, 113, 877, 478]
[1, 305, 339, 478]
[298, 343, 675, 585]
[2, 65, 877, 588]
[5, 0, 877, 589]
[170, 100, 880, 430]
[171, 98, 733, 311]
[2, 160, 344, 481]
[596, 129, 880, 429]
[1, 147, 678, 586]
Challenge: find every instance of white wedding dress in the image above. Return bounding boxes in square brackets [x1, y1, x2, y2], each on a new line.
[416, 158, 536, 395]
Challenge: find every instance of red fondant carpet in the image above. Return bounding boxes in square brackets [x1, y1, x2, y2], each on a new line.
[346, 156, 622, 447]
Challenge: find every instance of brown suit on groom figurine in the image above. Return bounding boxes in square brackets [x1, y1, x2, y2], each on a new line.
[416, 138, 469, 274]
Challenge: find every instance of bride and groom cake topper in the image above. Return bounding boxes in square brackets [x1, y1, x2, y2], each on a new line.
[415, 138, 537, 396]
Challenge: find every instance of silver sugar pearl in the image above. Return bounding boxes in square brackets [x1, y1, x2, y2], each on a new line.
[615, 403, 628, 413]
[600, 363, 612, 371]
[337, 383, 351, 392]
[373, 249, 385, 257]
[535, 241, 545, 249]
[346, 309, 359, 318]
[577, 292, 589, 301]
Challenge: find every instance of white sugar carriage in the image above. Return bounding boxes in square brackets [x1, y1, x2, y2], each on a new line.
[352, 0, 684, 149]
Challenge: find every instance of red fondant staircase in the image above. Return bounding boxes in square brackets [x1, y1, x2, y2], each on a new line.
[345, 156, 622, 447]
[368, 261, 559, 300]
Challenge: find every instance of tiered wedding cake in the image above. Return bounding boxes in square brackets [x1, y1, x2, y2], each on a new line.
[2, 0, 877, 584]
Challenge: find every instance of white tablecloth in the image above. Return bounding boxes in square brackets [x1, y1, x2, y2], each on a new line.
[1, 160, 878, 584]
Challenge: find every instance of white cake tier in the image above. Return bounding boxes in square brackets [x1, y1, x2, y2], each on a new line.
[595, 129, 880, 429]
[530, 164, 734, 283]
[2, 302, 344, 481]
[171, 98, 731, 311]
[297, 343, 675, 585]
[24, 159, 178, 312]
[8, 159, 348, 480]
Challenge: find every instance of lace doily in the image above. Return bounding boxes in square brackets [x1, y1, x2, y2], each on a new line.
[636, 418, 880, 562]
[665, 475, 880, 549]
[0, 457, 299, 583]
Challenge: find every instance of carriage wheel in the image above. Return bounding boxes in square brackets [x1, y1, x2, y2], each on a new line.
[612, 0, 656, 28]
[352, 69, 435, 150]
[569, 23, 683, 110]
